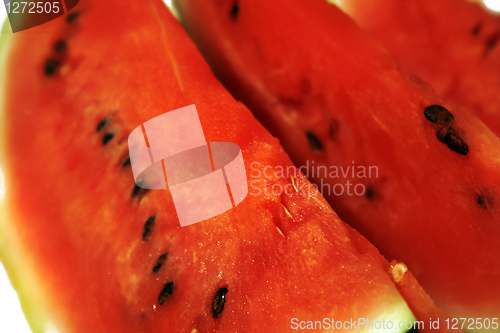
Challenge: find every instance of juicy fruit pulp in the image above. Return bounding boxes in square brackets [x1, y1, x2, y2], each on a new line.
[336, 0, 500, 136]
[0, 0, 417, 332]
[173, 0, 500, 327]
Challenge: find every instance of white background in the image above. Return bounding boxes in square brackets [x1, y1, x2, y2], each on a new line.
[0, 0, 499, 332]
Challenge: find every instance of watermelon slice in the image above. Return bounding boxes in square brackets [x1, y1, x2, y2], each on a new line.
[335, 0, 500, 136]
[0, 0, 422, 332]
[173, 0, 500, 328]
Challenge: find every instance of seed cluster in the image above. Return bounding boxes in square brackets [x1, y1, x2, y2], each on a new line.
[44, 9, 235, 330]
[43, 11, 80, 77]
[95, 117, 116, 146]
[470, 21, 500, 57]
[424, 105, 468, 156]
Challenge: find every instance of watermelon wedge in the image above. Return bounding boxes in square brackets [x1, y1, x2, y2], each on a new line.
[173, 0, 500, 328]
[0, 0, 424, 332]
[335, 0, 500, 136]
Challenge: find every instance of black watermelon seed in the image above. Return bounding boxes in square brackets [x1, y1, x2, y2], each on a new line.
[329, 119, 340, 139]
[66, 11, 80, 23]
[306, 130, 323, 151]
[212, 287, 229, 319]
[152, 253, 168, 273]
[44, 59, 60, 76]
[405, 327, 419, 333]
[477, 194, 487, 209]
[476, 192, 493, 210]
[471, 22, 482, 36]
[436, 127, 469, 156]
[102, 133, 115, 146]
[122, 157, 131, 168]
[53, 39, 67, 53]
[142, 215, 156, 241]
[365, 186, 377, 201]
[131, 183, 150, 200]
[424, 105, 454, 125]
[158, 281, 174, 305]
[96, 118, 108, 132]
[486, 32, 500, 51]
[230, 1, 239, 20]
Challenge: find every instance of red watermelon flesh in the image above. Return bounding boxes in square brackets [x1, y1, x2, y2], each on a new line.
[336, 0, 500, 137]
[173, 0, 500, 327]
[0, 0, 421, 332]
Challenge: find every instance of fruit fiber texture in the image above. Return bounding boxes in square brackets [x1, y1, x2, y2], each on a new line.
[336, 0, 500, 136]
[0, 0, 418, 332]
[173, 0, 500, 328]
